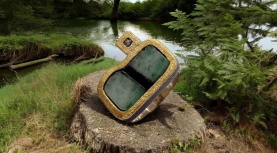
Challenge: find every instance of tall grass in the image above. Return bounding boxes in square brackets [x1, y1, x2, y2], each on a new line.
[0, 34, 104, 65]
[0, 57, 117, 152]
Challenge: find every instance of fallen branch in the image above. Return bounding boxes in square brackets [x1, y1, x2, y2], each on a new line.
[10, 54, 58, 70]
[0, 54, 25, 69]
[0, 63, 11, 69]
[85, 58, 104, 65]
[74, 54, 90, 62]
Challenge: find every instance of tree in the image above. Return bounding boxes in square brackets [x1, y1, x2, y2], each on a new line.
[53, 0, 73, 18]
[165, 0, 277, 126]
[110, 0, 120, 21]
[149, 0, 196, 19]
[177, 0, 196, 14]
[0, 0, 54, 35]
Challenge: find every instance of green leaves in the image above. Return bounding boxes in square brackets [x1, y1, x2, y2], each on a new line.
[0, 9, 5, 18]
[164, 10, 189, 30]
[166, 0, 277, 125]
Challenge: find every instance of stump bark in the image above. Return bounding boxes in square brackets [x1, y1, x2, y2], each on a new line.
[70, 70, 206, 153]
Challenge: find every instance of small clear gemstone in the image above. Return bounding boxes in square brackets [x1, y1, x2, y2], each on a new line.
[123, 38, 132, 47]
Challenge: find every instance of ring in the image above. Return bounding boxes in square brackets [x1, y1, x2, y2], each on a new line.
[97, 31, 180, 123]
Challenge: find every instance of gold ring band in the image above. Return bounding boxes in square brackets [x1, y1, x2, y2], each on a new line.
[130, 72, 180, 123]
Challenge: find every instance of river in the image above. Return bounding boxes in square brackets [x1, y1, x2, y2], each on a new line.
[50, 20, 185, 62]
[0, 19, 277, 87]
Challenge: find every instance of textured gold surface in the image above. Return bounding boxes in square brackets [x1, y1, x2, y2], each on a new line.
[116, 31, 142, 55]
[97, 31, 179, 121]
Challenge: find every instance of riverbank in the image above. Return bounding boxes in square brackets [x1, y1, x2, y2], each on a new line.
[0, 57, 117, 152]
[0, 34, 104, 69]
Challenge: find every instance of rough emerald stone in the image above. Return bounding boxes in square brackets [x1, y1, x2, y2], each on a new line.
[104, 71, 146, 111]
[123, 38, 132, 47]
[129, 45, 169, 82]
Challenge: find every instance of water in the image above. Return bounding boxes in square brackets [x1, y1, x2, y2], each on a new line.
[1, 19, 277, 86]
[51, 19, 277, 61]
[50, 20, 185, 62]
[0, 63, 46, 87]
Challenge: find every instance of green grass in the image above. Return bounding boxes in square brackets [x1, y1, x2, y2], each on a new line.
[0, 34, 100, 51]
[0, 57, 117, 152]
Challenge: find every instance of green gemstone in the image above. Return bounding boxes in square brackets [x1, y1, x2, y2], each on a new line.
[104, 71, 146, 111]
[129, 45, 169, 82]
[104, 45, 170, 111]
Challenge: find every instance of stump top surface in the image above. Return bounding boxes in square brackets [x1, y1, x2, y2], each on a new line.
[70, 70, 206, 152]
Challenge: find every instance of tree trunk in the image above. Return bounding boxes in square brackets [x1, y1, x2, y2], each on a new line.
[110, 0, 120, 22]
[70, 70, 207, 153]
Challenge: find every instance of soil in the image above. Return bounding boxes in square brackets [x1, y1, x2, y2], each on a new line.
[8, 121, 276, 153]
[8, 116, 276, 153]
[193, 124, 276, 153]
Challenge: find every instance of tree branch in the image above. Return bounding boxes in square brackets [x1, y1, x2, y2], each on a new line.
[246, 41, 255, 52]
[245, 27, 255, 52]
[206, 44, 216, 54]
[258, 75, 277, 93]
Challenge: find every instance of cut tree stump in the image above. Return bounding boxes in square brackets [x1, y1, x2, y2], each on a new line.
[70, 70, 206, 153]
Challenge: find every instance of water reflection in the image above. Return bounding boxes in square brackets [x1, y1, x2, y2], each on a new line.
[36, 19, 277, 63]
[51, 20, 186, 62]
[53, 20, 277, 62]
[111, 21, 119, 38]
[1, 19, 276, 87]
[0, 63, 46, 87]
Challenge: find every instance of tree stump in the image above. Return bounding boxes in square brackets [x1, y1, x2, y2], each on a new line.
[70, 70, 206, 153]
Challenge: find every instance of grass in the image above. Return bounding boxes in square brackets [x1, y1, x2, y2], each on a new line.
[1, 56, 275, 152]
[0, 57, 117, 152]
[0, 34, 101, 51]
[0, 34, 104, 65]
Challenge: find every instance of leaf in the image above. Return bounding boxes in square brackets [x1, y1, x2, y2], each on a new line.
[230, 112, 240, 123]
[199, 77, 209, 87]
[178, 141, 183, 148]
[203, 56, 215, 72]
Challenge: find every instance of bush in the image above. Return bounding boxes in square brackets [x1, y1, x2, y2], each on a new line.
[166, 0, 277, 126]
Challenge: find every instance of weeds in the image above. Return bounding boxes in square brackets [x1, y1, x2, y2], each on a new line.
[171, 137, 202, 153]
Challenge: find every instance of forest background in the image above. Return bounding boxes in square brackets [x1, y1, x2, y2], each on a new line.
[0, 0, 196, 35]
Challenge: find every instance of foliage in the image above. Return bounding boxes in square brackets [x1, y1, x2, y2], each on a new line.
[171, 137, 201, 153]
[67, 0, 105, 19]
[149, 0, 196, 19]
[0, 0, 54, 35]
[0, 57, 118, 152]
[118, 1, 144, 20]
[117, 0, 197, 20]
[0, 0, 197, 34]
[165, 0, 277, 126]
[0, 0, 110, 34]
